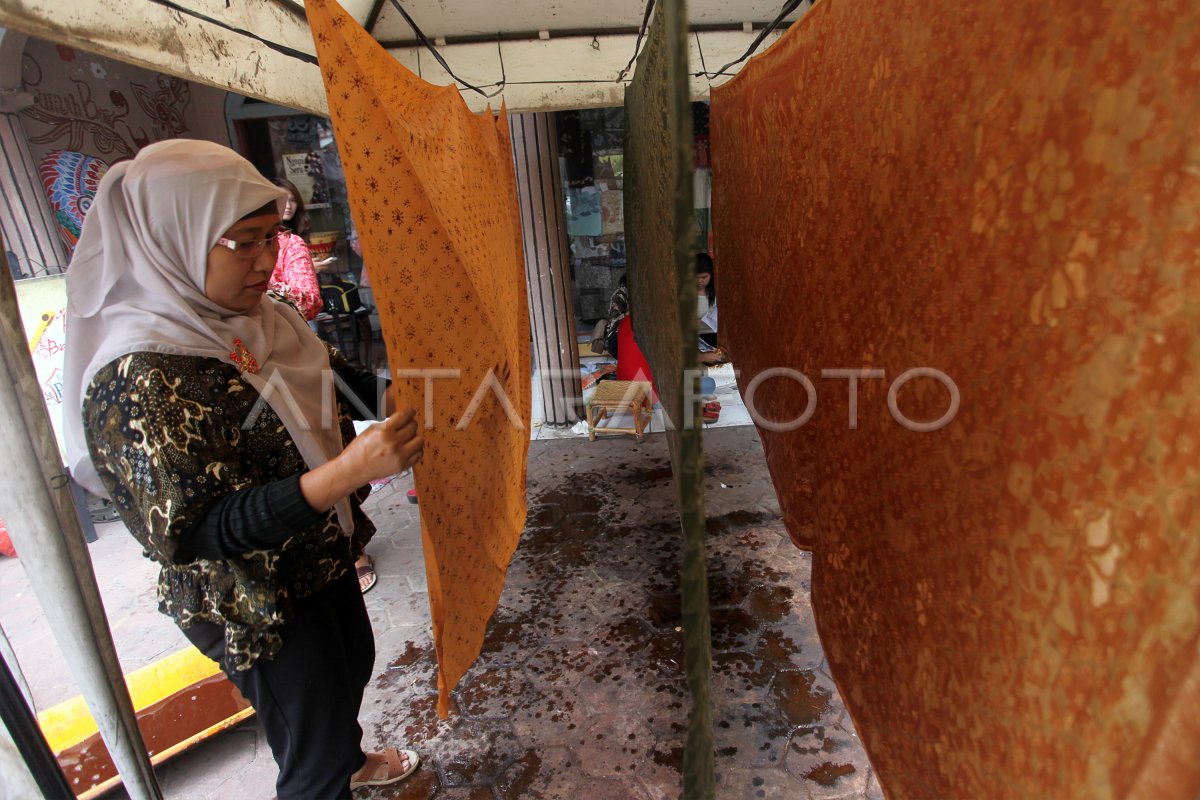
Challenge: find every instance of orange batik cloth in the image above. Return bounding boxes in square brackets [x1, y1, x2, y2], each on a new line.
[712, 0, 1200, 797]
[308, 0, 530, 716]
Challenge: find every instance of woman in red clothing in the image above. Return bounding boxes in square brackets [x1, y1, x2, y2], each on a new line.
[269, 178, 324, 321]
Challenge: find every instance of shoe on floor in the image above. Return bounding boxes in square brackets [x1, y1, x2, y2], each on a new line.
[349, 748, 419, 789]
[356, 557, 377, 594]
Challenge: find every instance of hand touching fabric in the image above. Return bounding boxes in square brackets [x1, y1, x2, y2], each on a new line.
[300, 406, 423, 512]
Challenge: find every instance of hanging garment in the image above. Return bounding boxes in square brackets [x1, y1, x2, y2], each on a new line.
[624, 1, 715, 797]
[710, 1, 1200, 798]
[307, 0, 531, 718]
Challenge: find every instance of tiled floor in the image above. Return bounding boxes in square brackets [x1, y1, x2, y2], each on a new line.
[1, 426, 880, 800]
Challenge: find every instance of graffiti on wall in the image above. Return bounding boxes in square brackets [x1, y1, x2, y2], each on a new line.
[18, 44, 205, 254]
[21, 46, 194, 160]
[15, 275, 70, 461]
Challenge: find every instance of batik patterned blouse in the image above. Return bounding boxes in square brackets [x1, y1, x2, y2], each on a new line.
[83, 350, 374, 670]
[269, 230, 323, 321]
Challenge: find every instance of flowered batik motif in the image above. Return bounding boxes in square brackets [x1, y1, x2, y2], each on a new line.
[39, 150, 109, 251]
[84, 350, 374, 671]
[711, 0, 1200, 797]
[307, 0, 530, 718]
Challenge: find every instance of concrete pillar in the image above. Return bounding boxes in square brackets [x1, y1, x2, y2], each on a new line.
[0, 28, 70, 279]
[509, 112, 582, 426]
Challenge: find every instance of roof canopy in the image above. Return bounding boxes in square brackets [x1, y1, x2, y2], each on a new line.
[0, 0, 809, 114]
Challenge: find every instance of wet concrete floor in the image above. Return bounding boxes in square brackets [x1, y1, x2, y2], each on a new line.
[129, 426, 881, 798]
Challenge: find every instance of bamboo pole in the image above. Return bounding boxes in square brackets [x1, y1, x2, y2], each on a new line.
[0, 244, 162, 799]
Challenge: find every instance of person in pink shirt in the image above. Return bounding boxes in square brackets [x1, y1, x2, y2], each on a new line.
[269, 178, 324, 321]
[271, 177, 379, 593]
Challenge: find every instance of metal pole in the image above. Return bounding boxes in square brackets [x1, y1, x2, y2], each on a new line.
[0, 652, 74, 798]
[0, 242, 162, 799]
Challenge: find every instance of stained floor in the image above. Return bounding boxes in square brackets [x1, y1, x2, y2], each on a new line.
[2, 426, 882, 799]
[353, 426, 879, 800]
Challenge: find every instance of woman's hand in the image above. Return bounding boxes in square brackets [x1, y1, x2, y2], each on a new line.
[340, 408, 423, 483]
[299, 408, 424, 513]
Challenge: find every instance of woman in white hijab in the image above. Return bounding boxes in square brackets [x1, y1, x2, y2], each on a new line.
[65, 139, 423, 797]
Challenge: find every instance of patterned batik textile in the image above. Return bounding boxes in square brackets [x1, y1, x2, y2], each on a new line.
[624, 0, 714, 797]
[710, 0, 1200, 797]
[307, 0, 531, 717]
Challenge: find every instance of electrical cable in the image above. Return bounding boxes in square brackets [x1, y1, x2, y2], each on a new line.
[616, 0, 658, 83]
[266, 0, 309, 24]
[386, 0, 507, 97]
[200, 0, 797, 94]
[146, 0, 318, 65]
[702, 0, 804, 78]
[693, 30, 712, 88]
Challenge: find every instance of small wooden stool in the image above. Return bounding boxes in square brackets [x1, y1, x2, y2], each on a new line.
[586, 380, 654, 442]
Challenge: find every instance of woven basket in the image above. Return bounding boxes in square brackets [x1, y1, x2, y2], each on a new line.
[308, 230, 339, 258]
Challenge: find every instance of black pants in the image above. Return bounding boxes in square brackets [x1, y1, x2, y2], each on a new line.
[183, 571, 375, 800]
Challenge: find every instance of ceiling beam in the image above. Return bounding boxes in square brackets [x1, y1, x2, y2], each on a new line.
[386, 28, 788, 114]
[376, 19, 795, 50]
[363, 0, 387, 34]
[0, 0, 328, 115]
[0, 0, 792, 118]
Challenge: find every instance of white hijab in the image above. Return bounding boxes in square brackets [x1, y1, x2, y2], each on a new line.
[64, 139, 353, 534]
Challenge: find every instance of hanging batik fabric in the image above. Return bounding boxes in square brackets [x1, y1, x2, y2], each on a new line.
[308, 0, 530, 717]
[624, 1, 714, 797]
[710, 0, 1200, 797]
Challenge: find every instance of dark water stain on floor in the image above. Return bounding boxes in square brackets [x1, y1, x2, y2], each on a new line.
[706, 508, 775, 535]
[353, 432, 869, 799]
[773, 670, 833, 727]
[526, 473, 607, 525]
[493, 749, 544, 796]
[634, 462, 675, 483]
[805, 761, 858, 785]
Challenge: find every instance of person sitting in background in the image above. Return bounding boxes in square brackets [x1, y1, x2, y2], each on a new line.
[696, 253, 726, 366]
[269, 178, 323, 321]
[603, 275, 629, 358]
[697, 251, 717, 331]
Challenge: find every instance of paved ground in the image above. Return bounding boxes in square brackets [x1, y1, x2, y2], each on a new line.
[0, 425, 882, 800]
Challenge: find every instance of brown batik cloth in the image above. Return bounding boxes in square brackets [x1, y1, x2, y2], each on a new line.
[711, 0, 1200, 797]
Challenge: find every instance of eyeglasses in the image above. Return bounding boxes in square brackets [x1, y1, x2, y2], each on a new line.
[215, 228, 282, 259]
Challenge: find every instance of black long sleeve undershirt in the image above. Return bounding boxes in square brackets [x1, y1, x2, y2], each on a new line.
[173, 472, 322, 562]
[174, 365, 391, 563]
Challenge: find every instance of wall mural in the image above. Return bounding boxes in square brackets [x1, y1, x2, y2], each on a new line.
[39, 150, 110, 252]
[18, 41, 227, 254]
[22, 50, 192, 158]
